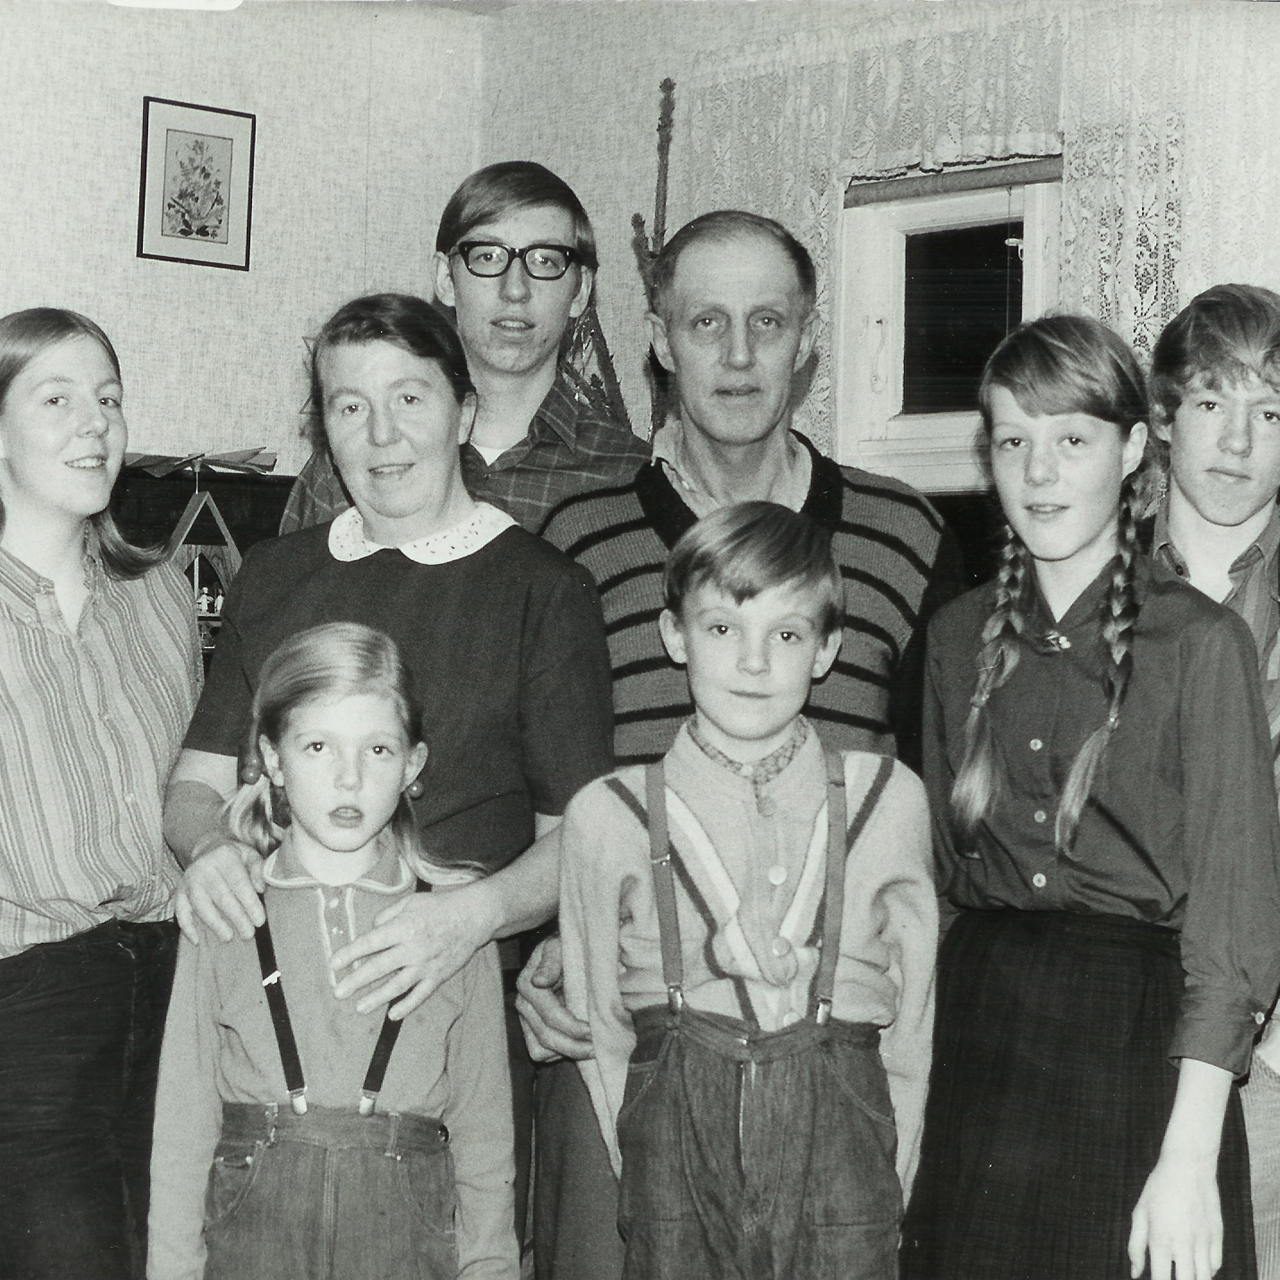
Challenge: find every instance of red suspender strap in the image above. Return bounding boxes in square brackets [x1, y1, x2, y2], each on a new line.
[645, 761, 685, 1014]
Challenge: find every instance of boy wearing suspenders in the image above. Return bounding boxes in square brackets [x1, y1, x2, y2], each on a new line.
[556, 503, 937, 1279]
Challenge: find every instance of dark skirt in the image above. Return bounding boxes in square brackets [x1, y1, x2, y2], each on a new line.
[900, 908, 1255, 1280]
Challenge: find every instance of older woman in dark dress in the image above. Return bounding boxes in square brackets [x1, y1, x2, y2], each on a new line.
[163, 293, 614, 1241]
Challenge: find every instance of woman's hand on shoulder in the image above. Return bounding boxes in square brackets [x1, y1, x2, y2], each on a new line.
[1128, 1150, 1223, 1280]
[174, 835, 266, 944]
[329, 880, 503, 1020]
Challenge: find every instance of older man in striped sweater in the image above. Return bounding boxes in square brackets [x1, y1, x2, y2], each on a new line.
[525, 209, 963, 1280]
[542, 211, 959, 773]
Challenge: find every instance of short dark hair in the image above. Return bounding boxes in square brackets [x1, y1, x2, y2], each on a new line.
[648, 210, 817, 319]
[435, 161, 597, 272]
[305, 293, 473, 451]
[664, 501, 843, 638]
[1150, 284, 1280, 425]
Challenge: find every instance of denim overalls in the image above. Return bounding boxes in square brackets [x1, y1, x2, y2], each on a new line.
[616, 752, 902, 1280]
[201, 886, 458, 1280]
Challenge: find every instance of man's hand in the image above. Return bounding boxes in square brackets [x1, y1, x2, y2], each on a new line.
[330, 881, 501, 1020]
[175, 836, 266, 944]
[516, 936, 593, 1062]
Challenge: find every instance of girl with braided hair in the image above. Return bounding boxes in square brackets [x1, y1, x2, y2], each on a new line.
[901, 315, 1280, 1280]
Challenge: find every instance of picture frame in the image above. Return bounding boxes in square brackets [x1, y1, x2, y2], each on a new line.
[136, 97, 256, 271]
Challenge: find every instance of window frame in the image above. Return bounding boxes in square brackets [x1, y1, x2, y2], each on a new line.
[832, 177, 1061, 492]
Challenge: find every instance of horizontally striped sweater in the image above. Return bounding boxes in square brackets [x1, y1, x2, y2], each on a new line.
[541, 435, 961, 767]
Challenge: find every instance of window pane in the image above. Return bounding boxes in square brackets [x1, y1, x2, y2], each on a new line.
[902, 222, 1022, 414]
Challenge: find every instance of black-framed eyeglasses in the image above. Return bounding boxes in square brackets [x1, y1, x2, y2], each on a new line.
[453, 242, 578, 281]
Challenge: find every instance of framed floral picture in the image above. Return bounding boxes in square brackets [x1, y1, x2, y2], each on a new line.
[136, 97, 256, 271]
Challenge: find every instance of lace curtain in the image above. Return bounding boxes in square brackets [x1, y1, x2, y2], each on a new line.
[671, 2, 1066, 451]
[1178, 8, 1280, 299]
[1060, 1, 1280, 361]
[1056, 2, 1273, 363]
[671, 0, 1280, 449]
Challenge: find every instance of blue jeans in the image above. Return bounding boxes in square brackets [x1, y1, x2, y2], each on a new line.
[618, 1007, 901, 1280]
[204, 1103, 458, 1280]
[0, 918, 178, 1280]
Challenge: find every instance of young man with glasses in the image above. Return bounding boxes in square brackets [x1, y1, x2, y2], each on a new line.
[280, 161, 649, 534]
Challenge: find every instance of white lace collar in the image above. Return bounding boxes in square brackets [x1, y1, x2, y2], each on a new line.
[327, 502, 516, 565]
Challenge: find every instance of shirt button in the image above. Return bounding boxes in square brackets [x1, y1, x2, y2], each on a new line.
[757, 797, 777, 818]
[771, 937, 791, 957]
[1030, 739, 1043, 752]
[1032, 873, 1047, 889]
[1033, 810, 1047, 824]
[767, 865, 787, 887]
[1257, 1011, 1268, 1026]
[328, 897, 340, 909]
[124, 793, 136, 804]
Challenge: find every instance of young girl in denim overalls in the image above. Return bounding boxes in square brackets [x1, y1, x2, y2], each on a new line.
[148, 622, 517, 1280]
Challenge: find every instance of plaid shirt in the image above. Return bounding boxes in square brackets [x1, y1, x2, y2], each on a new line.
[279, 369, 650, 536]
[1151, 502, 1280, 790]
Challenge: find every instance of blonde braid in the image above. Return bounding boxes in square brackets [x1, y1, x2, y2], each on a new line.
[951, 530, 1032, 841]
[1054, 476, 1141, 851]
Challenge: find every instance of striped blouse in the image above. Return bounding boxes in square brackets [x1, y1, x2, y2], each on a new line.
[0, 545, 200, 957]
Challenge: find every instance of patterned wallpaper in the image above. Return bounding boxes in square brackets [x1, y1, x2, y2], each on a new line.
[12, 0, 1225, 475]
[0, 1, 483, 474]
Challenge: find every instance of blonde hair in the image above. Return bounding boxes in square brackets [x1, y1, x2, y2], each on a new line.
[223, 622, 471, 881]
[953, 315, 1147, 854]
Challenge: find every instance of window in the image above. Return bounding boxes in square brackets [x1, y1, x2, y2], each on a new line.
[902, 222, 1023, 414]
[833, 164, 1061, 492]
